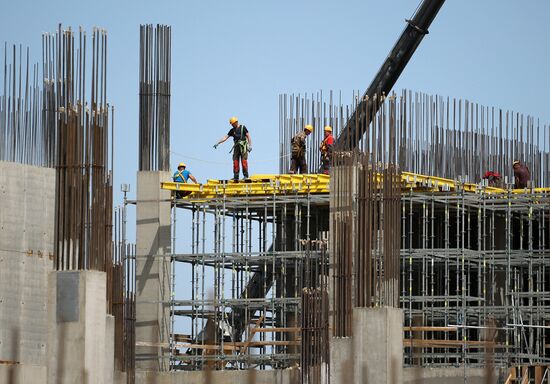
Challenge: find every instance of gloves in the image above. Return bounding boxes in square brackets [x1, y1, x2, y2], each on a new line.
[248, 146, 252, 152]
[213, 144, 218, 149]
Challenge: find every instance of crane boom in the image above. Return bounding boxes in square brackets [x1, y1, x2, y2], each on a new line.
[337, 0, 445, 150]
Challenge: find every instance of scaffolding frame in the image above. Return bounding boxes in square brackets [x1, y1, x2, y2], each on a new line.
[162, 182, 550, 372]
[169, 192, 329, 370]
[401, 185, 550, 368]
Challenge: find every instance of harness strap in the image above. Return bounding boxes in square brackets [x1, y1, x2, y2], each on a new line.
[175, 171, 187, 183]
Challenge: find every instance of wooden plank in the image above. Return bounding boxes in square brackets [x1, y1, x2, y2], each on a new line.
[404, 339, 500, 347]
[403, 326, 458, 332]
[251, 327, 300, 333]
[240, 315, 265, 354]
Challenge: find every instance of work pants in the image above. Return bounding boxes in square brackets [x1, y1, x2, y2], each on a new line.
[290, 155, 307, 174]
[320, 154, 331, 174]
[232, 145, 249, 180]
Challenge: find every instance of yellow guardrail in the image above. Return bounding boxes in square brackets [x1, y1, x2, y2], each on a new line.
[161, 172, 550, 199]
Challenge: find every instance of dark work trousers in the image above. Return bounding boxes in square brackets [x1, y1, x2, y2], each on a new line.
[321, 155, 331, 174]
[232, 144, 249, 180]
[290, 155, 307, 174]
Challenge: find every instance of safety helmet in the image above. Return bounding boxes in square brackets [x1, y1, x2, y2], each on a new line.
[513, 160, 520, 166]
[324, 125, 333, 132]
[229, 116, 238, 124]
[304, 124, 314, 132]
[483, 171, 501, 179]
[178, 162, 186, 168]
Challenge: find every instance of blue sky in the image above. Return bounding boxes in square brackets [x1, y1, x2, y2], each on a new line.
[2, 0, 550, 336]
[2, 0, 549, 193]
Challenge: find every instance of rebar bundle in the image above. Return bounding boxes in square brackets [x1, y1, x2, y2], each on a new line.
[0, 43, 55, 166]
[114, 204, 136, 383]
[280, 90, 550, 186]
[48, 26, 112, 272]
[139, 24, 171, 171]
[330, 151, 402, 337]
[278, 91, 345, 174]
[300, 240, 329, 384]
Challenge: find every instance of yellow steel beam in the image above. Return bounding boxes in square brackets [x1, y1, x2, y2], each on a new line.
[161, 172, 550, 199]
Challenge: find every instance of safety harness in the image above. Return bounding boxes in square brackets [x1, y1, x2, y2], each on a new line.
[174, 170, 187, 183]
[231, 125, 248, 154]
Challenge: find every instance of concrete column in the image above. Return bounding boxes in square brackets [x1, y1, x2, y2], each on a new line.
[46, 271, 109, 384]
[105, 315, 115, 384]
[329, 337, 353, 384]
[0, 162, 55, 367]
[135, 171, 172, 371]
[352, 307, 403, 384]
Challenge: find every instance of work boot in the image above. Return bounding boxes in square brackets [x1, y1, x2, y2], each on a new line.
[233, 173, 239, 182]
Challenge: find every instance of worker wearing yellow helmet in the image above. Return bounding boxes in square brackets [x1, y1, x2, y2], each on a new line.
[289, 124, 313, 174]
[319, 126, 334, 174]
[213, 116, 253, 182]
[172, 162, 198, 199]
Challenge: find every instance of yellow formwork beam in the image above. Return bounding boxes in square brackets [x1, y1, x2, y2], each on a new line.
[161, 172, 550, 199]
[162, 174, 330, 199]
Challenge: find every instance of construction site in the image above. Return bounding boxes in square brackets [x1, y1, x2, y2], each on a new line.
[1, 1, 550, 383]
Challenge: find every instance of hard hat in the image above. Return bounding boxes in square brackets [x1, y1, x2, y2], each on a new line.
[304, 124, 314, 132]
[513, 160, 520, 166]
[484, 171, 500, 179]
[178, 162, 186, 168]
[324, 125, 333, 132]
[229, 116, 238, 124]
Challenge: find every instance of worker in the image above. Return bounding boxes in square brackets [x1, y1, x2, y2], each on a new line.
[213, 117, 252, 182]
[290, 124, 313, 174]
[173, 162, 197, 199]
[482, 171, 501, 188]
[319, 125, 334, 174]
[513, 160, 530, 189]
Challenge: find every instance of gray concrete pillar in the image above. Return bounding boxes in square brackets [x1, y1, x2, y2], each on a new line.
[105, 315, 115, 384]
[352, 307, 403, 384]
[135, 171, 172, 371]
[329, 337, 353, 384]
[46, 270, 110, 384]
[0, 162, 55, 367]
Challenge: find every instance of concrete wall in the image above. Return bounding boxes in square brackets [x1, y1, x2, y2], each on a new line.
[0, 363, 47, 384]
[135, 171, 172, 371]
[0, 161, 55, 366]
[135, 368, 300, 384]
[403, 367, 502, 383]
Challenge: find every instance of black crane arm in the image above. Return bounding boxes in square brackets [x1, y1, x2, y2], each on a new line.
[337, 0, 445, 150]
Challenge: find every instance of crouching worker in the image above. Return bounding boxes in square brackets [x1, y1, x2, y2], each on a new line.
[482, 171, 502, 188]
[513, 160, 530, 189]
[173, 162, 197, 199]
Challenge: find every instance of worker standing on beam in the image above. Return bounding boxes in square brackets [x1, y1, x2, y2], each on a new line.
[289, 124, 313, 174]
[319, 125, 334, 174]
[214, 117, 252, 182]
[513, 160, 530, 189]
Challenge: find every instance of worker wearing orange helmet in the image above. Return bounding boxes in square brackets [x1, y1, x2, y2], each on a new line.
[214, 117, 252, 182]
[289, 124, 313, 174]
[319, 126, 334, 174]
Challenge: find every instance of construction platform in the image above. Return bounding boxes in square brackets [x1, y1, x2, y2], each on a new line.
[161, 172, 549, 199]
